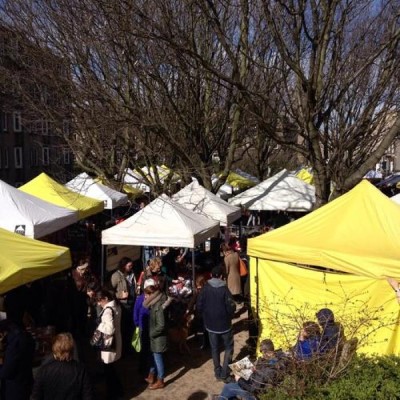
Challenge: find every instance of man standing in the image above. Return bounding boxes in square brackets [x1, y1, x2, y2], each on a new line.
[197, 265, 236, 381]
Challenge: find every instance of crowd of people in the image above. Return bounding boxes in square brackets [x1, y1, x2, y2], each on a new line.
[0, 237, 248, 399]
[0, 237, 349, 400]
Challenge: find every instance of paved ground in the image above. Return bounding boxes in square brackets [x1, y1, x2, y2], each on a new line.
[91, 304, 252, 400]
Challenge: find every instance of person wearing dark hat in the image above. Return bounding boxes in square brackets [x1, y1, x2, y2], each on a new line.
[197, 265, 236, 381]
[0, 319, 35, 400]
[210, 339, 285, 400]
[316, 308, 345, 353]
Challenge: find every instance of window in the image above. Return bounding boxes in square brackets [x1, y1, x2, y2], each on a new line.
[30, 148, 38, 166]
[13, 112, 22, 132]
[4, 148, 9, 168]
[63, 148, 70, 164]
[14, 147, 23, 168]
[1, 113, 8, 131]
[42, 120, 49, 135]
[42, 147, 49, 166]
[62, 119, 70, 135]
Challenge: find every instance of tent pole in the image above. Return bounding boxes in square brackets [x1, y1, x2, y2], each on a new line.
[192, 249, 196, 293]
[101, 245, 106, 286]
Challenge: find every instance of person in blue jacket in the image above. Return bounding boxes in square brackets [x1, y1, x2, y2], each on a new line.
[292, 321, 321, 359]
[133, 279, 152, 378]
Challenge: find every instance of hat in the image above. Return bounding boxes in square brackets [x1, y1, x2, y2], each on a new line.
[76, 262, 89, 272]
[144, 278, 156, 289]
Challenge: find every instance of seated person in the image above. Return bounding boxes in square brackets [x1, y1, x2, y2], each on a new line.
[211, 339, 285, 400]
[292, 321, 321, 359]
[316, 308, 345, 353]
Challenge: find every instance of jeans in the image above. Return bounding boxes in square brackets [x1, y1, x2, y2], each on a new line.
[219, 382, 256, 400]
[149, 352, 165, 379]
[208, 329, 234, 379]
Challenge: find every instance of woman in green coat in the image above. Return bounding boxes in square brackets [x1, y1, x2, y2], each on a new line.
[143, 280, 168, 390]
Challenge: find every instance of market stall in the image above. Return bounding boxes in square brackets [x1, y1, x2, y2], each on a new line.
[19, 172, 104, 220]
[66, 172, 128, 210]
[0, 179, 78, 238]
[101, 194, 220, 286]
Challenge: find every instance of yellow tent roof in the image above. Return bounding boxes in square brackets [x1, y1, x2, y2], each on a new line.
[122, 184, 144, 199]
[248, 180, 400, 280]
[295, 168, 314, 185]
[0, 228, 71, 294]
[19, 173, 104, 220]
[224, 171, 257, 190]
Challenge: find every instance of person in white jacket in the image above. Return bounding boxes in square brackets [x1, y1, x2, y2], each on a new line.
[95, 289, 123, 399]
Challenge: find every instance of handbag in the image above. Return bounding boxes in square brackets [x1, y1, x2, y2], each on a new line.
[90, 307, 115, 351]
[239, 257, 248, 277]
[90, 329, 115, 351]
[131, 326, 141, 352]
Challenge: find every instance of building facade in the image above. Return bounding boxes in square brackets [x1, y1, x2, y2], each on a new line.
[0, 28, 73, 187]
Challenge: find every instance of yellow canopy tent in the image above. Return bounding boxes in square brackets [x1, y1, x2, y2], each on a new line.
[19, 173, 104, 220]
[122, 184, 144, 199]
[295, 168, 314, 185]
[0, 227, 71, 294]
[222, 171, 257, 190]
[248, 180, 400, 355]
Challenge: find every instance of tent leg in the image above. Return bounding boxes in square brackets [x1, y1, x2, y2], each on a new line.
[192, 249, 196, 293]
[101, 245, 107, 286]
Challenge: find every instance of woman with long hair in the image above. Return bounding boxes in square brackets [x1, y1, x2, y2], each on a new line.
[94, 289, 123, 399]
[143, 281, 168, 390]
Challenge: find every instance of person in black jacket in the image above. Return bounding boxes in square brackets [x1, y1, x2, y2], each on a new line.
[316, 308, 345, 354]
[197, 265, 236, 381]
[0, 319, 35, 400]
[31, 332, 93, 400]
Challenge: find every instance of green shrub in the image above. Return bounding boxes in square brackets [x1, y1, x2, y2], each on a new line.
[260, 355, 400, 400]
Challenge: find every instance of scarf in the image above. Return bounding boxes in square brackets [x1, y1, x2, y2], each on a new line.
[143, 290, 162, 309]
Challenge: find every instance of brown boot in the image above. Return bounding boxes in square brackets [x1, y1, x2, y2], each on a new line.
[149, 378, 165, 390]
[144, 372, 155, 385]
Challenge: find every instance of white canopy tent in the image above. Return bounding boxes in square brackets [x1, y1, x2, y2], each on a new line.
[0, 179, 78, 238]
[211, 176, 234, 199]
[228, 169, 315, 211]
[172, 180, 241, 226]
[122, 168, 151, 192]
[102, 194, 220, 247]
[66, 172, 128, 210]
[101, 194, 220, 284]
[390, 192, 400, 204]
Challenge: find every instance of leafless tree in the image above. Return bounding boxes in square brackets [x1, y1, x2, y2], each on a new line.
[2, 1, 399, 204]
[134, 0, 400, 205]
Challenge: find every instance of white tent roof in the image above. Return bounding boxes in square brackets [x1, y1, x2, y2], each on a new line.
[66, 173, 128, 210]
[390, 192, 400, 204]
[102, 194, 220, 247]
[122, 168, 151, 192]
[172, 180, 241, 226]
[211, 176, 234, 199]
[0, 179, 78, 238]
[228, 169, 315, 211]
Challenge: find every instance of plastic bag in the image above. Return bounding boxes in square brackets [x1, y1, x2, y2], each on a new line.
[131, 327, 141, 352]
